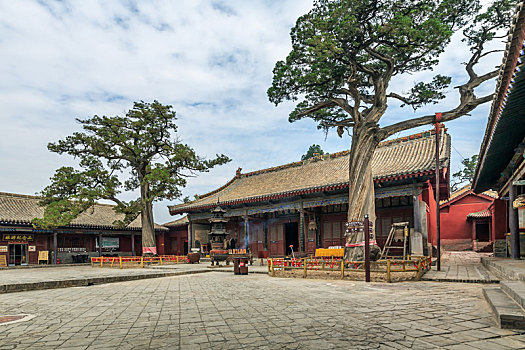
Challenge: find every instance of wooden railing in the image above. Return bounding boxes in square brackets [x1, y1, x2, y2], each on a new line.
[267, 256, 431, 282]
[91, 255, 187, 269]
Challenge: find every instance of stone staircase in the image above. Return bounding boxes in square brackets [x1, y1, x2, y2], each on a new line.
[483, 282, 525, 329]
[482, 257, 525, 329]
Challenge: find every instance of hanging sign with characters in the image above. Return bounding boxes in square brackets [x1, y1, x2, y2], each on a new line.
[2, 234, 34, 242]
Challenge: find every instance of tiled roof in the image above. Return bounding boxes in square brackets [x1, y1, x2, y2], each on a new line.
[467, 209, 492, 219]
[163, 216, 188, 227]
[170, 130, 450, 214]
[441, 185, 498, 206]
[0, 192, 167, 231]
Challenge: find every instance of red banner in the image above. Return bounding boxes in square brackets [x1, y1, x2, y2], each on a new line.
[345, 240, 377, 248]
[142, 246, 157, 255]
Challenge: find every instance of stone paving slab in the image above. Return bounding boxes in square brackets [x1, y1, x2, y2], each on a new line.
[0, 273, 524, 349]
[0, 265, 211, 294]
[423, 252, 499, 283]
[153, 262, 271, 274]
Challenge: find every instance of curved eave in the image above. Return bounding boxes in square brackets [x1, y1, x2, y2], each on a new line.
[169, 168, 444, 215]
[473, 3, 525, 193]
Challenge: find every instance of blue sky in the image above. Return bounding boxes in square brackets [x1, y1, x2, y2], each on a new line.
[0, 0, 505, 224]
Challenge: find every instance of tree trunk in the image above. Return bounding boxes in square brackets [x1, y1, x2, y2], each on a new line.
[345, 125, 382, 261]
[139, 172, 156, 255]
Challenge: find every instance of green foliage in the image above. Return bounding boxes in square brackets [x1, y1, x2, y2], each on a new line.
[34, 101, 230, 229]
[402, 75, 452, 110]
[452, 155, 479, 191]
[463, 0, 516, 50]
[301, 144, 325, 160]
[267, 0, 515, 132]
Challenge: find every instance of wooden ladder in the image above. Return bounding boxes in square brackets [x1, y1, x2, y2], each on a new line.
[380, 222, 410, 260]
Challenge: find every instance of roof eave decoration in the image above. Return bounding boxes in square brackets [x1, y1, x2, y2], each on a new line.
[473, 2, 525, 193]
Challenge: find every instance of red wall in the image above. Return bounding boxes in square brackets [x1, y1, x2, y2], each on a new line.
[440, 193, 493, 241]
[162, 227, 188, 256]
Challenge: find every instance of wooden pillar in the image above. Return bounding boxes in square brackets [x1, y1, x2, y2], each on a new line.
[244, 212, 249, 250]
[299, 203, 305, 252]
[98, 233, 102, 257]
[412, 183, 421, 234]
[131, 234, 136, 256]
[53, 231, 58, 265]
[188, 220, 193, 249]
[510, 184, 520, 259]
[315, 208, 321, 248]
[263, 217, 268, 250]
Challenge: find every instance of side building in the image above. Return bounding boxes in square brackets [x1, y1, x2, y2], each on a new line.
[159, 216, 189, 256]
[440, 185, 506, 251]
[169, 130, 451, 257]
[0, 192, 167, 265]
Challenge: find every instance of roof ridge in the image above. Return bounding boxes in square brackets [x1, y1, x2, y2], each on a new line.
[0, 192, 40, 199]
[240, 128, 440, 179]
[193, 128, 442, 201]
[0, 191, 124, 209]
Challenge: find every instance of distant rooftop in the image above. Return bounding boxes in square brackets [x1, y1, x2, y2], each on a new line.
[0, 192, 167, 231]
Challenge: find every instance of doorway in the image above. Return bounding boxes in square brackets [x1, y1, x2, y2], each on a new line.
[8, 244, 28, 266]
[476, 222, 490, 242]
[284, 222, 299, 256]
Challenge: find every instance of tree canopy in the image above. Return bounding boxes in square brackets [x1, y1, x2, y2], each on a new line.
[268, 0, 516, 254]
[452, 155, 479, 191]
[301, 144, 325, 160]
[268, 0, 515, 138]
[33, 101, 230, 250]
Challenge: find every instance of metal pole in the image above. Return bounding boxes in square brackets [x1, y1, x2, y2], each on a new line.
[364, 214, 370, 283]
[509, 184, 520, 259]
[435, 113, 442, 271]
[131, 234, 136, 256]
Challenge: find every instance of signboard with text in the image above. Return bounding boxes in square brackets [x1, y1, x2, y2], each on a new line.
[2, 234, 34, 242]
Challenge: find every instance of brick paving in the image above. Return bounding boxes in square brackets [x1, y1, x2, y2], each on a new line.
[1, 272, 524, 349]
[423, 251, 498, 283]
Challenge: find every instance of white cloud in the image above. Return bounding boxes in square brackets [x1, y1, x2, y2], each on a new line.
[0, 0, 507, 224]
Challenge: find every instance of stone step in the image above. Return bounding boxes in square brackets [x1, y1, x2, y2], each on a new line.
[483, 287, 525, 329]
[481, 257, 525, 281]
[500, 280, 525, 309]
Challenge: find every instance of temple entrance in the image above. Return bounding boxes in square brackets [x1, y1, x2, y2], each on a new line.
[476, 222, 490, 242]
[8, 244, 28, 266]
[284, 222, 299, 256]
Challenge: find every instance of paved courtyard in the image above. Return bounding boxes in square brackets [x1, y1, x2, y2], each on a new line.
[423, 251, 498, 283]
[1, 273, 525, 349]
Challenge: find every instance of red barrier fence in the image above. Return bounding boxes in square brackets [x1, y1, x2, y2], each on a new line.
[91, 255, 187, 269]
[268, 256, 431, 282]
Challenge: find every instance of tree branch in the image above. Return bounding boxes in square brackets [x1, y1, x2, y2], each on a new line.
[380, 93, 494, 138]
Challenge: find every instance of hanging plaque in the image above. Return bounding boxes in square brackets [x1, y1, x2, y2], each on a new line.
[2, 234, 34, 241]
